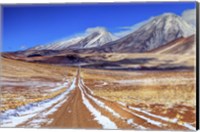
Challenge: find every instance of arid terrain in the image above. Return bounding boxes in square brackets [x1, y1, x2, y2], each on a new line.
[0, 56, 196, 130]
[1, 7, 197, 130]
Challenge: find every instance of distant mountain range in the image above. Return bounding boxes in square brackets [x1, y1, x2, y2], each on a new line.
[30, 27, 117, 51]
[26, 13, 194, 53]
[94, 13, 195, 53]
[2, 13, 196, 68]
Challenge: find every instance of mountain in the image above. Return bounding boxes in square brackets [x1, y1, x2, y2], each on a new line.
[2, 13, 196, 69]
[95, 13, 195, 53]
[30, 27, 117, 51]
[26, 13, 195, 54]
[149, 35, 195, 55]
[31, 37, 84, 51]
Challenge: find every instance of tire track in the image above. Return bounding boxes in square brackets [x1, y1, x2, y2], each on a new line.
[4, 68, 195, 130]
[78, 79, 133, 129]
[45, 71, 102, 128]
[80, 78, 195, 130]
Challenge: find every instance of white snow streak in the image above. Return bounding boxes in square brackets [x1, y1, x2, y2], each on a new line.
[128, 106, 195, 130]
[27, 97, 68, 127]
[120, 106, 162, 127]
[1, 78, 76, 127]
[81, 79, 94, 94]
[49, 82, 69, 92]
[117, 101, 195, 130]
[78, 82, 117, 129]
[80, 80, 120, 118]
[182, 123, 196, 130]
[127, 119, 133, 124]
[80, 79, 146, 129]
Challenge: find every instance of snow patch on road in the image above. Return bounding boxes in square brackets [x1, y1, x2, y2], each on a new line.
[80, 80, 147, 130]
[81, 81, 149, 129]
[27, 98, 68, 127]
[127, 119, 133, 124]
[126, 118, 146, 130]
[81, 79, 94, 94]
[78, 83, 117, 129]
[182, 122, 196, 130]
[80, 80, 121, 118]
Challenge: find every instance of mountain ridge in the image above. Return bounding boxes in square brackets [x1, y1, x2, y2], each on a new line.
[2, 13, 195, 63]
[30, 27, 117, 51]
[28, 13, 195, 54]
[92, 13, 195, 53]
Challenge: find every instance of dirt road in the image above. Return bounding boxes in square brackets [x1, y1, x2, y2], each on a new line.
[42, 70, 102, 128]
[12, 68, 195, 130]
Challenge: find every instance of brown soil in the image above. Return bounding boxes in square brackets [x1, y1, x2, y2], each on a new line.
[2, 64, 196, 130]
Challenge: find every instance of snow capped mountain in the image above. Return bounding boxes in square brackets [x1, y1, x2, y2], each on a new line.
[85, 27, 118, 48]
[28, 13, 195, 54]
[149, 13, 194, 37]
[32, 37, 84, 50]
[67, 27, 118, 49]
[98, 13, 195, 53]
[3, 12, 196, 67]
[30, 27, 117, 51]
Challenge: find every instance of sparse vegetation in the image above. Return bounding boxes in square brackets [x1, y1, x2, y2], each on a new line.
[81, 67, 196, 127]
[1, 55, 196, 128]
[82, 69, 195, 107]
[1, 58, 77, 112]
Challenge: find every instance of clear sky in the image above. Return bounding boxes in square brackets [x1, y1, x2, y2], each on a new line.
[2, 2, 196, 52]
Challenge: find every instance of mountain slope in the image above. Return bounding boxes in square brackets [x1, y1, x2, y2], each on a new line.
[30, 27, 117, 51]
[2, 13, 196, 67]
[149, 35, 195, 55]
[31, 37, 84, 51]
[26, 13, 195, 54]
[96, 13, 195, 53]
[68, 28, 117, 49]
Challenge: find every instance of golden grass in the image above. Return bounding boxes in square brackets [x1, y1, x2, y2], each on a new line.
[1, 87, 68, 112]
[82, 68, 196, 107]
[1, 56, 196, 112]
[93, 84, 195, 107]
[1, 58, 77, 112]
[1, 58, 77, 81]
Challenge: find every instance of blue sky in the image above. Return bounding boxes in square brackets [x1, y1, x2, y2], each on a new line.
[2, 2, 196, 51]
